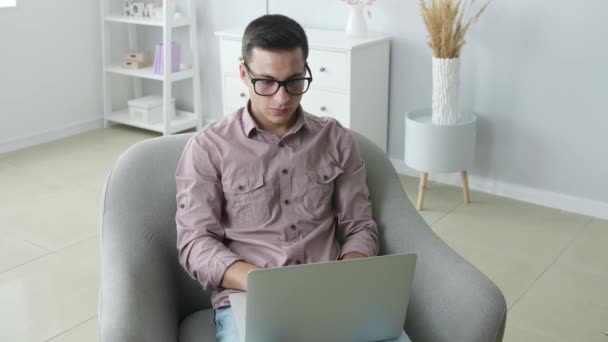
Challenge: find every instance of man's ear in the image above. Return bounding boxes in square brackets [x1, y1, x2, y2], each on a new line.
[239, 63, 248, 86]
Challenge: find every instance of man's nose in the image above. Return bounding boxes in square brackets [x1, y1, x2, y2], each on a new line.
[274, 84, 291, 102]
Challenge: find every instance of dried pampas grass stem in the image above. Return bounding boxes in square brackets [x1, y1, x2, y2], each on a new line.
[420, 0, 492, 59]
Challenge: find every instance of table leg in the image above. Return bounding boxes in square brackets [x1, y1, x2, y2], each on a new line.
[461, 171, 470, 204]
[417, 172, 428, 210]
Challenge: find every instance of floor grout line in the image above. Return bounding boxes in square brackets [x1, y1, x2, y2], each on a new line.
[401, 185, 465, 227]
[0, 159, 21, 169]
[43, 314, 97, 342]
[506, 216, 596, 313]
[21, 238, 54, 251]
[51, 234, 100, 253]
[431, 199, 466, 227]
[0, 229, 53, 252]
[0, 233, 99, 276]
[0, 252, 54, 276]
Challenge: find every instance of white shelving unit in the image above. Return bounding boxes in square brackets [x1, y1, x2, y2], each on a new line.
[100, 0, 203, 135]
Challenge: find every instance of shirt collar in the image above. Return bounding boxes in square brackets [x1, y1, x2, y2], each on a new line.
[241, 102, 257, 137]
[242, 101, 309, 138]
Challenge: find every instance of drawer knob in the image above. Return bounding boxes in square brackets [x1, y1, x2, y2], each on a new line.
[240, 93, 246, 98]
[320, 67, 326, 72]
[320, 106, 327, 112]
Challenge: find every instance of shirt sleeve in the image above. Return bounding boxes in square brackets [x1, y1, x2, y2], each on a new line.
[333, 129, 380, 259]
[175, 134, 242, 290]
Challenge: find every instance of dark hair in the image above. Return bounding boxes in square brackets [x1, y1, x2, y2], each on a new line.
[242, 14, 309, 64]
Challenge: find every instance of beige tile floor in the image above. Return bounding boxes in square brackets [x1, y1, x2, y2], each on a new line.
[1, 125, 607, 341]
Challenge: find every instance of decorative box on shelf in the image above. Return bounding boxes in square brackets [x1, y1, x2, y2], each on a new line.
[124, 51, 147, 63]
[121, 51, 149, 69]
[128, 95, 176, 123]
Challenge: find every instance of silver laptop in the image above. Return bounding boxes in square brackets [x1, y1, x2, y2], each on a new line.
[228, 253, 417, 342]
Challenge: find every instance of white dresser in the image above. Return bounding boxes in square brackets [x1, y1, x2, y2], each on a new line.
[215, 28, 391, 152]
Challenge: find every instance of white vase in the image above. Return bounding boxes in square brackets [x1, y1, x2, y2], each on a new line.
[432, 57, 461, 125]
[345, 3, 368, 37]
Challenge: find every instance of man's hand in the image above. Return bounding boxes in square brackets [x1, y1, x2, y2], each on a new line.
[341, 251, 367, 260]
[221, 261, 260, 291]
[222, 253, 366, 291]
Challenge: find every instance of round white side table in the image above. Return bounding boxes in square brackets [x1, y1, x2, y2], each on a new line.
[405, 108, 477, 210]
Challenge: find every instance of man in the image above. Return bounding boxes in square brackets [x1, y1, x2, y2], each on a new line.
[176, 14, 388, 342]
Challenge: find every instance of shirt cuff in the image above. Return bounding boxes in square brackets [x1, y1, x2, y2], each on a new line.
[339, 239, 377, 259]
[207, 251, 243, 290]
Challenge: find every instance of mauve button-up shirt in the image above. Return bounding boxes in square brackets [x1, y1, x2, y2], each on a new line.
[175, 104, 379, 309]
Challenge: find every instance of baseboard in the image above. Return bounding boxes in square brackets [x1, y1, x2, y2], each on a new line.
[0, 118, 105, 154]
[390, 158, 608, 221]
[0, 116, 216, 154]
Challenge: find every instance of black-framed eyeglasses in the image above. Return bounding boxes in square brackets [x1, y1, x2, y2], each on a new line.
[242, 62, 313, 96]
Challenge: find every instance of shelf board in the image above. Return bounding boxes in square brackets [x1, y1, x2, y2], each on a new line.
[104, 14, 191, 28]
[105, 65, 194, 82]
[105, 109, 200, 134]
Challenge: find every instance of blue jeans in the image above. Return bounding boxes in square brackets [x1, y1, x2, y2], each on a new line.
[214, 306, 241, 342]
[214, 306, 412, 342]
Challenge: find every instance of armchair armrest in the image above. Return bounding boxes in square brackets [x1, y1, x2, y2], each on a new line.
[400, 225, 507, 342]
[379, 184, 506, 341]
[99, 205, 180, 341]
[98, 140, 186, 342]
[98, 135, 217, 341]
[360, 141, 506, 342]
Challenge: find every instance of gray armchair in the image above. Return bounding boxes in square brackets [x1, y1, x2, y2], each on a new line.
[99, 131, 506, 342]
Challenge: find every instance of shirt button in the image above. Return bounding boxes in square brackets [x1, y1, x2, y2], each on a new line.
[278, 142, 284, 148]
[238, 185, 244, 190]
[290, 224, 296, 230]
[282, 169, 288, 175]
[179, 204, 185, 209]
[284, 199, 290, 205]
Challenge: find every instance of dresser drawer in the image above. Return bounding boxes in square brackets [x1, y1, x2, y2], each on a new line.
[220, 39, 243, 74]
[223, 75, 249, 115]
[307, 50, 347, 91]
[301, 89, 349, 127]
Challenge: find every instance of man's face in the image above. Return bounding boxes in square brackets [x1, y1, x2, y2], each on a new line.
[240, 47, 306, 133]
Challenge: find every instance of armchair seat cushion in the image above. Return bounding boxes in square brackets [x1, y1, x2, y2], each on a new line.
[179, 309, 218, 342]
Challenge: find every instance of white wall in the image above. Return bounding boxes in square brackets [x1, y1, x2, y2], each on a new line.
[0, 1, 103, 151]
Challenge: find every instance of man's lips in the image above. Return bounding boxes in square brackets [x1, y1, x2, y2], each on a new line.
[270, 107, 290, 115]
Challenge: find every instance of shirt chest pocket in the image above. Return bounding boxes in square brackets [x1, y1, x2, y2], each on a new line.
[222, 169, 269, 228]
[302, 164, 343, 219]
